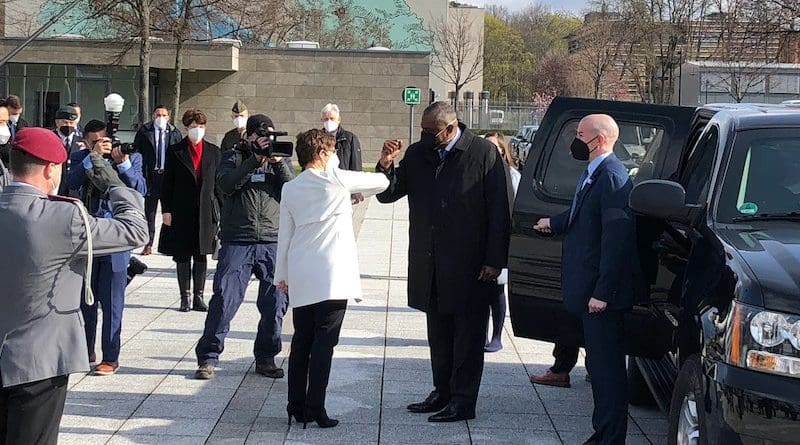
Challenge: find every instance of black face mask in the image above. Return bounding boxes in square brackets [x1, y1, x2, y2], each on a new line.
[570, 135, 599, 161]
[59, 126, 74, 137]
[419, 131, 439, 150]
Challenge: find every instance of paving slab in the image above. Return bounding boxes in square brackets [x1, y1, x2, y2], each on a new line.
[59, 198, 668, 444]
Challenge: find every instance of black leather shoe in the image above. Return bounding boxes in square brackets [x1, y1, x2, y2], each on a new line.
[427, 403, 475, 423]
[255, 361, 284, 378]
[407, 391, 450, 413]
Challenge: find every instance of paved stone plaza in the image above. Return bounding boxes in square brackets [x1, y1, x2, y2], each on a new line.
[58, 198, 668, 444]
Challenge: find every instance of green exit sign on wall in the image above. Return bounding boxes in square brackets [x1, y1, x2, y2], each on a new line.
[403, 87, 421, 105]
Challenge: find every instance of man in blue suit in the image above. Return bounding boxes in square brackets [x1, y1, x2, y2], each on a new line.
[68, 119, 147, 376]
[535, 114, 637, 445]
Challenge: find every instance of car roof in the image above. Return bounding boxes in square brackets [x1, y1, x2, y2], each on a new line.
[700, 103, 800, 130]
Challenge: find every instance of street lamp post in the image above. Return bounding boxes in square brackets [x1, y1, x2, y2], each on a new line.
[677, 51, 683, 106]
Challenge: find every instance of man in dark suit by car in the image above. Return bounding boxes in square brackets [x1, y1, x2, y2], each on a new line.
[132, 105, 183, 255]
[534, 114, 638, 445]
[376, 101, 510, 423]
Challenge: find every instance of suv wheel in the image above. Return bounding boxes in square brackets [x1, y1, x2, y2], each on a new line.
[668, 354, 707, 445]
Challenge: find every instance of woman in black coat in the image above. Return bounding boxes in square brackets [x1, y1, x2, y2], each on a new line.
[159, 108, 221, 312]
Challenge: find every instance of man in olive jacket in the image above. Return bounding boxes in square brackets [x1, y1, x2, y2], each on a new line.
[194, 114, 294, 381]
[376, 102, 510, 422]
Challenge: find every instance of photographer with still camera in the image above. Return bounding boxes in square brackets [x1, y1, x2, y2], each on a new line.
[194, 114, 294, 380]
[68, 116, 147, 377]
[0, 128, 148, 444]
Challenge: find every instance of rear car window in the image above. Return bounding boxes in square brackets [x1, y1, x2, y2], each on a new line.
[540, 119, 666, 200]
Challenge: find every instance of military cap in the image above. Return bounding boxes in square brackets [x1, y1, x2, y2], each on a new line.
[55, 105, 78, 121]
[13, 128, 68, 163]
[232, 100, 247, 114]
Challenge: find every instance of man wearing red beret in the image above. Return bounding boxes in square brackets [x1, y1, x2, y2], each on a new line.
[0, 127, 148, 444]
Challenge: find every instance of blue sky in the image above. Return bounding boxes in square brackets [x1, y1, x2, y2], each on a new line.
[478, 0, 590, 15]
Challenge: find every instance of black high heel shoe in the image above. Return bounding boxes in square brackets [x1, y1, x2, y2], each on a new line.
[303, 409, 339, 429]
[286, 407, 307, 426]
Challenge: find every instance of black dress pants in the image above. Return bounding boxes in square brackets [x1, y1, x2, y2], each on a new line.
[550, 311, 583, 374]
[582, 310, 628, 445]
[287, 299, 347, 414]
[0, 375, 69, 445]
[144, 172, 163, 246]
[426, 301, 489, 410]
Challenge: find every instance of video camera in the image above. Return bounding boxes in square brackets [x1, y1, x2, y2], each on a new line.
[238, 122, 294, 158]
[104, 93, 135, 156]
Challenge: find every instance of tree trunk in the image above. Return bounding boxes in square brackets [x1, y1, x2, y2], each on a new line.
[172, 0, 192, 119]
[594, 76, 601, 99]
[172, 39, 184, 119]
[453, 85, 461, 113]
[138, 0, 152, 125]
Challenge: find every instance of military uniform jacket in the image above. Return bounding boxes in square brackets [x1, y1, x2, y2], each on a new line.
[0, 185, 149, 387]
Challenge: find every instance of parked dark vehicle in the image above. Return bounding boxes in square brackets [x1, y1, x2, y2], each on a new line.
[509, 96, 800, 445]
[511, 125, 538, 166]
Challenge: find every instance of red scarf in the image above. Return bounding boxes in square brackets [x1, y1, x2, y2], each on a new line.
[189, 139, 203, 177]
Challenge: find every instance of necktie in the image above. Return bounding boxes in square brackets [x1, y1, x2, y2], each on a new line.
[569, 169, 589, 223]
[156, 130, 164, 169]
[10, 123, 15, 139]
[438, 148, 448, 161]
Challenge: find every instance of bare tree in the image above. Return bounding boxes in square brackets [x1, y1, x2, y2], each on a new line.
[710, 0, 785, 102]
[429, 8, 484, 109]
[570, 10, 630, 99]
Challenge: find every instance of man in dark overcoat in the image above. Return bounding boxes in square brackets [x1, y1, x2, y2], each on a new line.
[376, 101, 510, 422]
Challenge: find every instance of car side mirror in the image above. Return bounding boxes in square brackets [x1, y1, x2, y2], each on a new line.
[629, 180, 692, 222]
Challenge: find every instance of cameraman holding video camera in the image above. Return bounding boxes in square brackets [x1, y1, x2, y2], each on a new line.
[194, 114, 294, 380]
[68, 119, 147, 376]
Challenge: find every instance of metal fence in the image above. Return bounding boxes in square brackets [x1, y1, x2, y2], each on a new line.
[454, 100, 543, 131]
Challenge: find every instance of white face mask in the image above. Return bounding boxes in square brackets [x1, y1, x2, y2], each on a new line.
[188, 127, 205, 143]
[326, 152, 340, 172]
[0, 125, 10, 144]
[154, 116, 168, 130]
[234, 116, 248, 129]
[323, 119, 339, 133]
[9, 114, 19, 124]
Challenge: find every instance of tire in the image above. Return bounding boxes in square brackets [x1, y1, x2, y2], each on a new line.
[627, 358, 656, 407]
[667, 354, 708, 445]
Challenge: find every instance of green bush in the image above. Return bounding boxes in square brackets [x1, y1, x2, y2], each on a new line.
[470, 128, 517, 136]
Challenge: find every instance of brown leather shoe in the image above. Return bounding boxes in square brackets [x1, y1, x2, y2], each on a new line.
[530, 370, 571, 388]
[94, 362, 119, 376]
[141, 245, 152, 256]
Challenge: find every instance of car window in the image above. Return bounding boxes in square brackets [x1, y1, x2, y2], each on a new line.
[717, 129, 800, 221]
[540, 119, 666, 199]
[680, 127, 718, 205]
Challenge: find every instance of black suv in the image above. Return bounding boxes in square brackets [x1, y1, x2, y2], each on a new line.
[509, 97, 800, 444]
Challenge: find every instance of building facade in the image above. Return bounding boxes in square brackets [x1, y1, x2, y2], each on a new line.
[0, 38, 430, 163]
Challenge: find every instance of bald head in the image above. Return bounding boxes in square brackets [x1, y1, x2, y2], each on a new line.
[577, 114, 619, 159]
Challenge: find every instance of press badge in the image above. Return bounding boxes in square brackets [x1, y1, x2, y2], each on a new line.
[250, 173, 266, 183]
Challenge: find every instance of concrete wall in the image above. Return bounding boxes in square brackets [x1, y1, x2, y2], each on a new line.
[160, 48, 430, 165]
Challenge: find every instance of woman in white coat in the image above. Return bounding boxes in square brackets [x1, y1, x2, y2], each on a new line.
[274, 129, 389, 429]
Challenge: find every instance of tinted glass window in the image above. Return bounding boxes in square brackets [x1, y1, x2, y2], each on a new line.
[680, 128, 718, 205]
[718, 129, 800, 221]
[541, 120, 666, 199]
